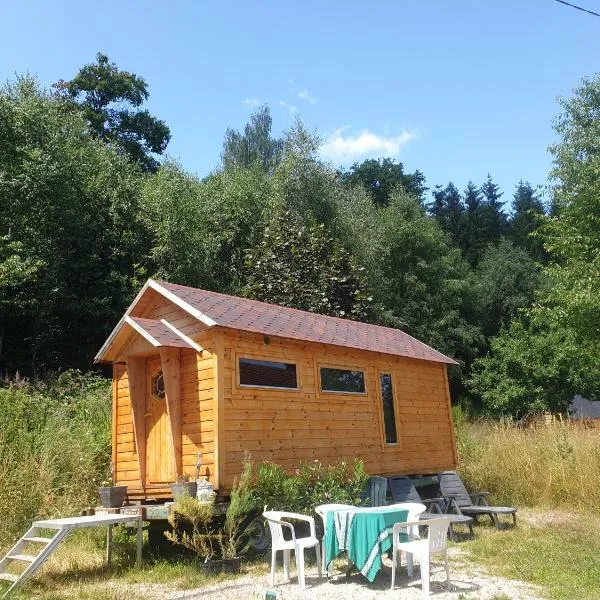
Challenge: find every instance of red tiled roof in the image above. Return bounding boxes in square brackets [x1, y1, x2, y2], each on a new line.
[157, 281, 457, 365]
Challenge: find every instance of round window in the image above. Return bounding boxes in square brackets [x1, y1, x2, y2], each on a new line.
[152, 371, 166, 401]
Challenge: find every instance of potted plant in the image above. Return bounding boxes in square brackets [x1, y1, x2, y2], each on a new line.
[165, 458, 255, 574]
[171, 473, 198, 500]
[99, 463, 128, 508]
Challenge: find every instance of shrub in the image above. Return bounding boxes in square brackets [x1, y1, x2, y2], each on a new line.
[0, 371, 111, 550]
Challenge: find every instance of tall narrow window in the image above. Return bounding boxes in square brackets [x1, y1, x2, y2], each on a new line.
[380, 373, 398, 444]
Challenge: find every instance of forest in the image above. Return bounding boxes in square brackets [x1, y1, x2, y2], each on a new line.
[1, 53, 598, 417]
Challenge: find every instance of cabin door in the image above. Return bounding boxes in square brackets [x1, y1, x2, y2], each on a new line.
[146, 356, 176, 484]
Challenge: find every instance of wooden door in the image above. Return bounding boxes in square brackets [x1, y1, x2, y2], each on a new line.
[146, 356, 176, 484]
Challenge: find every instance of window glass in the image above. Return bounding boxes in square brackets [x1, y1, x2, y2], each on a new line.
[380, 373, 398, 444]
[320, 367, 366, 394]
[239, 358, 298, 389]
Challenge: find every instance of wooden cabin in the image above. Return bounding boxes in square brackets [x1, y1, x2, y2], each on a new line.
[95, 279, 458, 501]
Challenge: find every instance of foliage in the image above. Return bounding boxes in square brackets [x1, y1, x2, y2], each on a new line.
[509, 181, 546, 261]
[0, 76, 148, 375]
[166, 495, 217, 561]
[222, 105, 283, 172]
[469, 75, 600, 416]
[250, 458, 368, 516]
[57, 53, 170, 172]
[469, 238, 541, 340]
[0, 371, 111, 550]
[339, 157, 426, 205]
[243, 210, 372, 320]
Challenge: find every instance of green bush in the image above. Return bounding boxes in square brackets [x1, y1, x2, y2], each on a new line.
[251, 458, 368, 516]
[0, 371, 111, 549]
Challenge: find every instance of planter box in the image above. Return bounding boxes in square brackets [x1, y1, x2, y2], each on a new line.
[171, 481, 198, 500]
[99, 485, 128, 508]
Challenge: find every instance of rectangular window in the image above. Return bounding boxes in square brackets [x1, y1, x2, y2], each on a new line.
[239, 358, 298, 389]
[380, 373, 398, 444]
[320, 367, 366, 394]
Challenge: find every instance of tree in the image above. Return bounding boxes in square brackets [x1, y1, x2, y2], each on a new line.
[0, 76, 148, 374]
[469, 239, 541, 340]
[479, 174, 507, 242]
[508, 181, 546, 261]
[222, 105, 283, 172]
[242, 210, 371, 321]
[339, 158, 426, 205]
[429, 182, 465, 249]
[57, 53, 170, 172]
[469, 76, 600, 416]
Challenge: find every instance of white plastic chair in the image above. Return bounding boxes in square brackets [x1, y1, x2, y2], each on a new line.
[263, 510, 322, 589]
[390, 516, 451, 597]
[314, 503, 354, 576]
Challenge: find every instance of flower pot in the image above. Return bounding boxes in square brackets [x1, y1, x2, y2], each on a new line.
[197, 558, 241, 575]
[171, 481, 198, 500]
[99, 485, 128, 508]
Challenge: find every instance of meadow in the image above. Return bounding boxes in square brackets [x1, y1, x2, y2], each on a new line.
[1, 375, 600, 598]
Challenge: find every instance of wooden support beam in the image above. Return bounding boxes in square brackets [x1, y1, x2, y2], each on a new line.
[160, 347, 182, 478]
[126, 357, 147, 489]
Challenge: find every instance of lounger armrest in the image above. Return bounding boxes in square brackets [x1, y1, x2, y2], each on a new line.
[442, 495, 464, 515]
[470, 492, 490, 506]
[421, 498, 445, 514]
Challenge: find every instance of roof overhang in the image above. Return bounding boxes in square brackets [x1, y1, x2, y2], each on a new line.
[94, 279, 213, 363]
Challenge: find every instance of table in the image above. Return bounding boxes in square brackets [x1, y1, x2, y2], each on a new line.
[323, 506, 408, 582]
[34, 513, 143, 567]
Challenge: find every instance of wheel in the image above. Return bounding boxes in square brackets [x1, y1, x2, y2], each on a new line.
[247, 515, 271, 552]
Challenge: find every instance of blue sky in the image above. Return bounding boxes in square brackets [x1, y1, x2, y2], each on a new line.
[1, 0, 599, 206]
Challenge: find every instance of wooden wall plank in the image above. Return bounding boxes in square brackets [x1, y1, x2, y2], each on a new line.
[126, 356, 147, 488]
[160, 347, 182, 478]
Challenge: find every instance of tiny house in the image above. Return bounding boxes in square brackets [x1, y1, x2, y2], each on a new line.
[95, 279, 458, 501]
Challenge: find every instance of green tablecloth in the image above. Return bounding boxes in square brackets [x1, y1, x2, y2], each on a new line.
[324, 507, 409, 582]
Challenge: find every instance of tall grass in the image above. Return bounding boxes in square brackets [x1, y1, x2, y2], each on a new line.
[0, 371, 111, 550]
[456, 417, 600, 510]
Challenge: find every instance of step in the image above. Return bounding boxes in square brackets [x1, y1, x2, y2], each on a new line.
[0, 573, 18, 583]
[7, 554, 37, 562]
[23, 537, 54, 544]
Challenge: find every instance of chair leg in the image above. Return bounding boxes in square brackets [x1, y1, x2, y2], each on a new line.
[390, 547, 397, 590]
[490, 513, 500, 530]
[448, 523, 456, 542]
[315, 544, 322, 579]
[444, 549, 450, 588]
[270, 549, 277, 586]
[407, 550, 414, 578]
[420, 548, 430, 597]
[283, 549, 291, 582]
[468, 522, 474, 539]
[296, 547, 306, 589]
[513, 513, 517, 527]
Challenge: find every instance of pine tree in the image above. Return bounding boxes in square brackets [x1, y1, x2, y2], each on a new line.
[509, 181, 546, 261]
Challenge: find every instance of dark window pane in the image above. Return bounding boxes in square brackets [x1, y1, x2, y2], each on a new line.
[239, 358, 297, 389]
[320, 367, 366, 394]
[380, 373, 398, 444]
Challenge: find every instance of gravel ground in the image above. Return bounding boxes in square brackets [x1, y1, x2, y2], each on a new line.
[162, 552, 543, 600]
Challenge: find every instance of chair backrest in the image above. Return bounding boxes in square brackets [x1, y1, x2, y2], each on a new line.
[361, 476, 388, 507]
[263, 510, 288, 548]
[388, 475, 422, 503]
[437, 471, 472, 507]
[422, 517, 450, 554]
[387, 502, 426, 536]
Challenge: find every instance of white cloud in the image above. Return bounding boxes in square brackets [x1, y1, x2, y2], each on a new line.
[279, 100, 298, 115]
[320, 128, 418, 162]
[242, 97, 259, 107]
[297, 88, 317, 104]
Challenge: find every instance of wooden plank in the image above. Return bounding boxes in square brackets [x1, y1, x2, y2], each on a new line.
[213, 329, 225, 491]
[126, 356, 146, 488]
[161, 347, 182, 478]
[111, 366, 119, 478]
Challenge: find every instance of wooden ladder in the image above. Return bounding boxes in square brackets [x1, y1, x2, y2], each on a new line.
[0, 523, 70, 598]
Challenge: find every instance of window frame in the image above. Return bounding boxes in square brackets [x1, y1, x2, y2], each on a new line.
[317, 363, 368, 396]
[378, 371, 399, 446]
[236, 354, 300, 392]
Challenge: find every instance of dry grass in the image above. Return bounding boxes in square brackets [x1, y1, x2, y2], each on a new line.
[456, 419, 600, 510]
